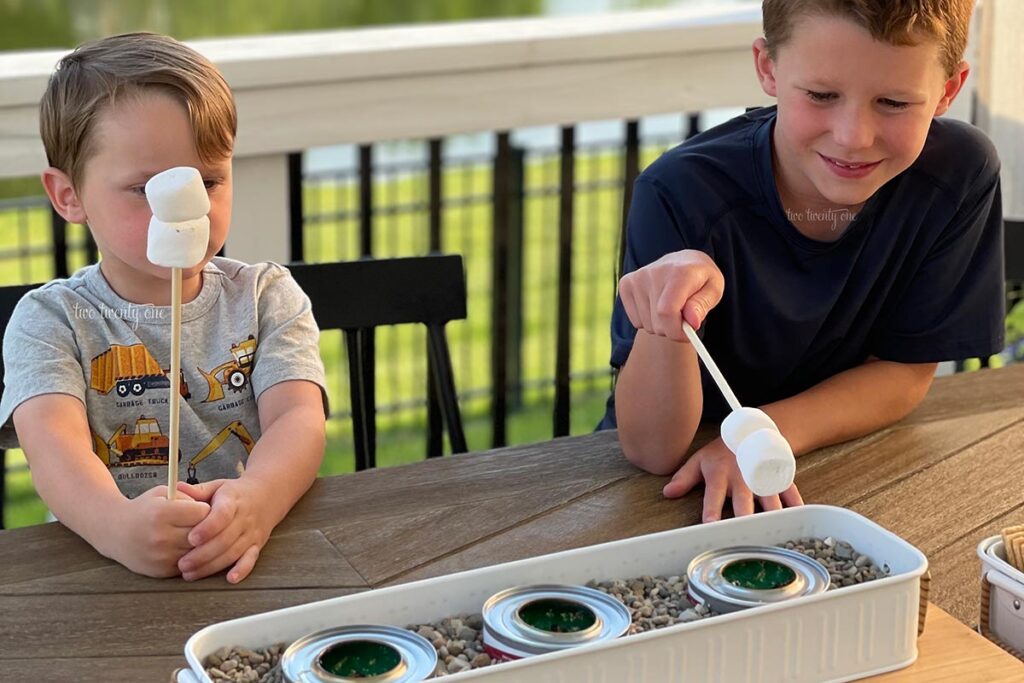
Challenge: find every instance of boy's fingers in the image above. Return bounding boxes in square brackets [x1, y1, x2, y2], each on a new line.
[180, 530, 233, 573]
[227, 545, 261, 584]
[758, 495, 784, 512]
[654, 288, 688, 341]
[620, 290, 641, 330]
[731, 489, 755, 517]
[702, 478, 728, 523]
[188, 498, 236, 546]
[682, 278, 723, 330]
[166, 500, 212, 528]
[177, 480, 225, 503]
[182, 536, 252, 582]
[780, 484, 804, 507]
[662, 456, 702, 498]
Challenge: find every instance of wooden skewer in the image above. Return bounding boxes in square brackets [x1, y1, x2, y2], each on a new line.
[167, 267, 182, 500]
[681, 320, 741, 412]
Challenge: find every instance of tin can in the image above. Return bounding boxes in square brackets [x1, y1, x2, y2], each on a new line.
[281, 624, 437, 683]
[687, 545, 831, 614]
[481, 584, 632, 662]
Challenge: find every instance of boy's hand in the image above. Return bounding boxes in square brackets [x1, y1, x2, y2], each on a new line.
[618, 249, 725, 340]
[661, 437, 803, 522]
[177, 478, 274, 584]
[110, 483, 211, 578]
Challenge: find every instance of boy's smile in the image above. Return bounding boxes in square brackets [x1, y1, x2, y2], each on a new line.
[753, 14, 968, 239]
[68, 92, 232, 305]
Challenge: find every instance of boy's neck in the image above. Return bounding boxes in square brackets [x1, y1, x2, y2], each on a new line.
[98, 260, 204, 306]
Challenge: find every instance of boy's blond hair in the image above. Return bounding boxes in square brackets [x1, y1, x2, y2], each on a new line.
[762, 0, 975, 77]
[40, 32, 236, 188]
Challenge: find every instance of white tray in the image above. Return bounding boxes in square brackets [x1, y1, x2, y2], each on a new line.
[180, 505, 927, 682]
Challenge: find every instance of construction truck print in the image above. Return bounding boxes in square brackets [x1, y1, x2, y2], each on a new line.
[199, 336, 256, 403]
[185, 421, 254, 484]
[90, 344, 190, 399]
[92, 415, 178, 467]
[92, 418, 255, 484]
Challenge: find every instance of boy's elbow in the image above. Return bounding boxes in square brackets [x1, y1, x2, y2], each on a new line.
[893, 363, 937, 421]
[618, 428, 692, 476]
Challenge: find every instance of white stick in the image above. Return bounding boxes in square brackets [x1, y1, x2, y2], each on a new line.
[681, 321, 741, 412]
[167, 267, 182, 500]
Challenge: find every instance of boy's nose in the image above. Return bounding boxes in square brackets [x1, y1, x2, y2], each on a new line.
[831, 106, 876, 152]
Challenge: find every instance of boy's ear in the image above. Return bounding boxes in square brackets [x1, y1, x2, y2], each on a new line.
[752, 37, 779, 98]
[933, 61, 970, 116]
[41, 167, 87, 224]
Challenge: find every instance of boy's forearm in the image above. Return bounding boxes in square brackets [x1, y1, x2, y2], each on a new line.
[761, 358, 937, 456]
[615, 333, 703, 475]
[240, 404, 325, 528]
[14, 401, 129, 559]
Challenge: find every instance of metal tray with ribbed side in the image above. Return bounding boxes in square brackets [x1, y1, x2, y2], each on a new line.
[178, 505, 928, 683]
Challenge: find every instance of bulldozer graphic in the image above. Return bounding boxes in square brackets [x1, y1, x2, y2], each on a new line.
[92, 415, 178, 467]
[92, 417, 255, 484]
[90, 344, 190, 399]
[198, 336, 256, 403]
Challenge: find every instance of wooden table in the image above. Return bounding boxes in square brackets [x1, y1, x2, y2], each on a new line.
[2, 365, 1023, 681]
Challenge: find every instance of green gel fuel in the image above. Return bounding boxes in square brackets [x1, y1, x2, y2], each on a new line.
[518, 598, 597, 633]
[318, 640, 401, 678]
[722, 559, 797, 590]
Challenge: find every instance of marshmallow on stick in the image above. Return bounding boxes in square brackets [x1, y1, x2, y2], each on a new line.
[145, 167, 211, 500]
[681, 321, 796, 497]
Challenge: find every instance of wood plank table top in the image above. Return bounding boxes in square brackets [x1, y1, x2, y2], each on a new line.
[2, 364, 1023, 681]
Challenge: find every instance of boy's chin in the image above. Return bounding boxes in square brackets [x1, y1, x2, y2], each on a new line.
[814, 181, 882, 209]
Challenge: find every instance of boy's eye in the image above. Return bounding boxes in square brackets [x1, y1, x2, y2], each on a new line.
[879, 98, 910, 110]
[130, 186, 147, 197]
[806, 90, 837, 103]
[203, 178, 222, 190]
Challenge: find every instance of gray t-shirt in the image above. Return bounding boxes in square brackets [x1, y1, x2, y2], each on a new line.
[0, 257, 327, 498]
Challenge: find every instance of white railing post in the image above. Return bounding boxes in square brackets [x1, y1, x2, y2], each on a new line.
[227, 153, 292, 265]
[976, 0, 1024, 220]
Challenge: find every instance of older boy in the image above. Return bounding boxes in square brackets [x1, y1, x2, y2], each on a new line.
[0, 34, 327, 582]
[604, 0, 1003, 522]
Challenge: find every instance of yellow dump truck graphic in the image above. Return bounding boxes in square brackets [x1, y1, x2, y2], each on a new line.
[199, 336, 256, 403]
[90, 344, 189, 399]
[92, 415, 179, 467]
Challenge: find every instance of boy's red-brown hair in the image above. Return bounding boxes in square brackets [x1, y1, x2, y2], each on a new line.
[762, 0, 976, 77]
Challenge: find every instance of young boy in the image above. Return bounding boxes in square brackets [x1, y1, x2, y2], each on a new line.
[0, 33, 328, 582]
[603, 0, 1003, 523]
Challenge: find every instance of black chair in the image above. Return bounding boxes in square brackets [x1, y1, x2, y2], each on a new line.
[0, 284, 39, 529]
[287, 255, 468, 471]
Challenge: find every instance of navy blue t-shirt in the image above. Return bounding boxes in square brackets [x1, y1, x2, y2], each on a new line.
[600, 106, 1005, 428]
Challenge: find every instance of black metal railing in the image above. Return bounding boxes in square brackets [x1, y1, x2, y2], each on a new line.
[4, 114, 1021, 527]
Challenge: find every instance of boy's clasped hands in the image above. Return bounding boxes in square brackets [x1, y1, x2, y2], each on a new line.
[114, 478, 273, 583]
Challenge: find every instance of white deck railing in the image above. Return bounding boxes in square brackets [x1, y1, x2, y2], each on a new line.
[0, 2, 1019, 263]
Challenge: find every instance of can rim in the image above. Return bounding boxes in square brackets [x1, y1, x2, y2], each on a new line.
[482, 584, 631, 657]
[281, 625, 437, 683]
[687, 545, 831, 614]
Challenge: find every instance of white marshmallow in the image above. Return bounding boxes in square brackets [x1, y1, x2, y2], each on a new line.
[720, 406, 779, 454]
[735, 427, 796, 497]
[146, 215, 210, 269]
[145, 166, 210, 222]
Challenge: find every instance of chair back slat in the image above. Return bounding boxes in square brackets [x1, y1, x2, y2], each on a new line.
[287, 256, 468, 470]
[288, 255, 466, 330]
